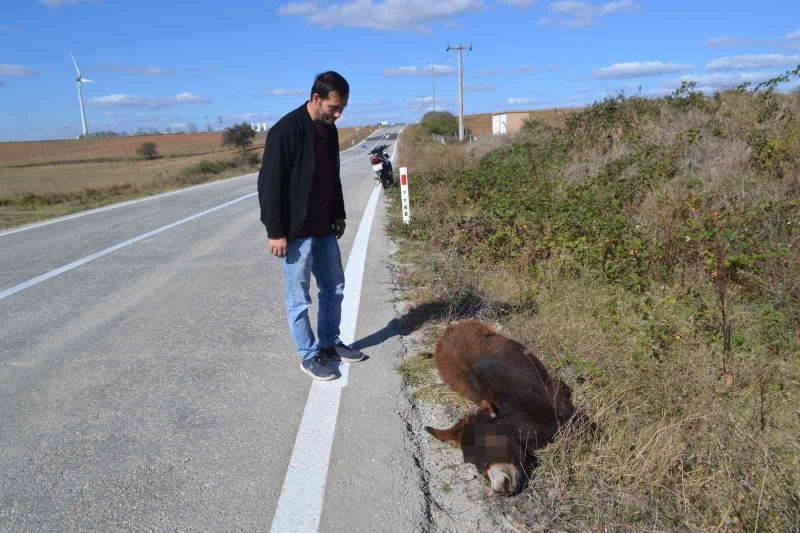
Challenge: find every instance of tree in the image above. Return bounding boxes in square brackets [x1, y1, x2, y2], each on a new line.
[222, 122, 256, 152]
[137, 142, 158, 159]
[187, 122, 198, 133]
[421, 111, 458, 136]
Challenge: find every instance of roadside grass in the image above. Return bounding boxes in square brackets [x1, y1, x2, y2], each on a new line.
[0, 125, 378, 230]
[397, 352, 474, 408]
[390, 74, 800, 530]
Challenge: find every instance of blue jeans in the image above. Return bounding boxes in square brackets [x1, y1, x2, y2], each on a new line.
[283, 234, 345, 360]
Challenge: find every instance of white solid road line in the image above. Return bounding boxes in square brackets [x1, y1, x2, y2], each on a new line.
[268, 183, 381, 533]
[0, 192, 257, 302]
[268, 137, 396, 532]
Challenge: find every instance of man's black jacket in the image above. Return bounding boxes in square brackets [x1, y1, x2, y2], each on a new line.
[257, 102, 346, 242]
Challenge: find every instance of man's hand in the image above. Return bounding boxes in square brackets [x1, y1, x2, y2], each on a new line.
[268, 236, 288, 258]
[334, 219, 346, 239]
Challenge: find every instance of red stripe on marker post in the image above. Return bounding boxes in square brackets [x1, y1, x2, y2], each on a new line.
[399, 166, 411, 224]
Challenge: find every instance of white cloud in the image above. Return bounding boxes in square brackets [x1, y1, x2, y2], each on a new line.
[667, 71, 781, 92]
[593, 61, 692, 79]
[227, 112, 280, 122]
[599, 0, 639, 14]
[477, 67, 502, 77]
[707, 54, 800, 71]
[265, 88, 307, 96]
[786, 29, 800, 40]
[88, 92, 210, 109]
[537, 17, 551, 27]
[704, 36, 757, 48]
[499, 0, 534, 8]
[276, 0, 486, 33]
[644, 88, 672, 97]
[506, 97, 542, 105]
[0, 63, 35, 76]
[406, 95, 435, 105]
[513, 65, 540, 74]
[384, 64, 456, 76]
[89, 64, 175, 76]
[548, 0, 639, 27]
[464, 83, 497, 91]
[403, 95, 455, 111]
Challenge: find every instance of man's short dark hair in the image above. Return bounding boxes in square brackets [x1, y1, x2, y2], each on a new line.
[310, 71, 350, 100]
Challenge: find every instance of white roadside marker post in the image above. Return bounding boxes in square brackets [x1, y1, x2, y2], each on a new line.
[399, 166, 411, 224]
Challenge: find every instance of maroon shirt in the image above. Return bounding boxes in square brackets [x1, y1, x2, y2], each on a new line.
[297, 121, 336, 238]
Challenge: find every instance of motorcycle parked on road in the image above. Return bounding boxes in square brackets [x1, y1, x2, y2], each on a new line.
[369, 144, 394, 189]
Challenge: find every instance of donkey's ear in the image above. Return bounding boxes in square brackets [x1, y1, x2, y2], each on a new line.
[477, 399, 498, 419]
[425, 419, 465, 449]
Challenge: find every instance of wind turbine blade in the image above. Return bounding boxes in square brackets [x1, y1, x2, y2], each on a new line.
[69, 52, 81, 76]
[81, 78, 95, 83]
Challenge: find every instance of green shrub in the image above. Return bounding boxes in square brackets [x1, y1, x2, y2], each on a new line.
[421, 111, 458, 136]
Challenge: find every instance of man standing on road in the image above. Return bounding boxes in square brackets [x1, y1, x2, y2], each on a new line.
[257, 71, 365, 381]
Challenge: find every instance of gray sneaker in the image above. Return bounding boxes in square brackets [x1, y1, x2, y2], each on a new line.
[321, 342, 365, 363]
[300, 353, 337, 381]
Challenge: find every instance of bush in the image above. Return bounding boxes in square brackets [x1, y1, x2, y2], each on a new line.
[237, 151, 261, 166]
[136, 142, 158, 159]
[421, 111, 458, 137]
[222, 123, 256, 151]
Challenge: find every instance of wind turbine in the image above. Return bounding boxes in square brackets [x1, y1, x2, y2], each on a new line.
[69, 53, 94, 138]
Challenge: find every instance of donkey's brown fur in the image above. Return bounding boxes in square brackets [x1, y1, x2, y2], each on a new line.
[425, 320, 575, 495]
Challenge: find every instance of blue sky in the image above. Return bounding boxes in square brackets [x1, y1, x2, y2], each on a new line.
[1, 0, 799, 141]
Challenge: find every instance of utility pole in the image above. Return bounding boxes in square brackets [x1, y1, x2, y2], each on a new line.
[430, 61, 436, 112]
[446, 43, 472, 141]
[419, 94, 426, 120]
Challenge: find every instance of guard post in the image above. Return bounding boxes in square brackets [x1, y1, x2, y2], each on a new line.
[399, 167, 411, 224]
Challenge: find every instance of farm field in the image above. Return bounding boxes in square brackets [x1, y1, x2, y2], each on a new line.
[0, 125, 378, 228]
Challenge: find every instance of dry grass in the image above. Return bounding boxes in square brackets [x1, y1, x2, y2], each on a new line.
[389, 87, 800, 530]
[0, 125, 377, 229]
[0, 131, 255, 167]
[0, 148, 251, 197]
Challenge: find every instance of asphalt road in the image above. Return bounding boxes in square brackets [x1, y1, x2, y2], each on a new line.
[0, 127, 427, 531]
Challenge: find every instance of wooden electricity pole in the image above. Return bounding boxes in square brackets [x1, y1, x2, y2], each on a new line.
[446, 43, 472, 141]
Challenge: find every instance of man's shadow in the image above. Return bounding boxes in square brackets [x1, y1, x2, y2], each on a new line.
[352, 289, 489, 352]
